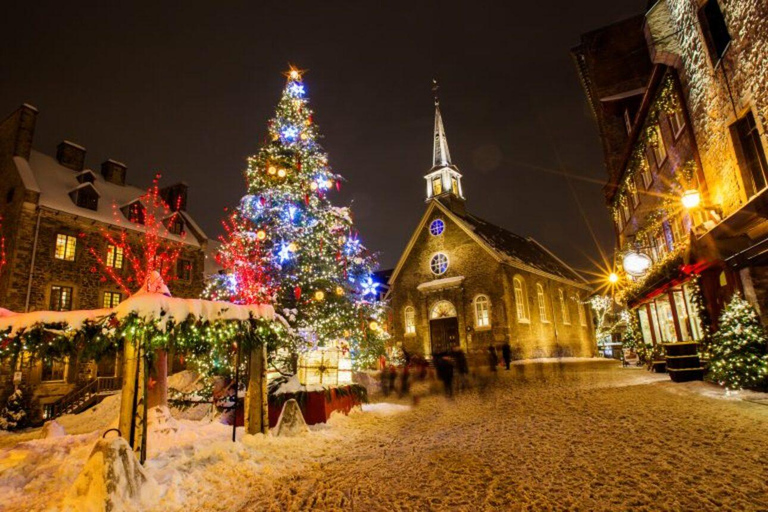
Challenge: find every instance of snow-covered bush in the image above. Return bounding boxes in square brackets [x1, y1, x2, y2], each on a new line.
[0, 387, 29, 431]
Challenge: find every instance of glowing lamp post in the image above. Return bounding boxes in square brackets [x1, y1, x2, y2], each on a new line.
[608, 272, 620, 284]
[681, 189, 702, 209]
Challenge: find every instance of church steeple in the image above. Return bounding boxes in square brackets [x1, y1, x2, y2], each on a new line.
[425, 81, 465, 211]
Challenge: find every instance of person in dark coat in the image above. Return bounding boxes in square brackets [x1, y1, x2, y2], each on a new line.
[435, 353, 454, 398]
[399, 363, 410, 398]
[388, 364, 397, 395]
[488, 345, 499, 373]
[380, 364, 391, 397]
[452, 346, 469, 391]
[501, 342, 512, 370]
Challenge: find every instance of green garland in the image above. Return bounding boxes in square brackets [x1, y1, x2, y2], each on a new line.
[619, 248, 685, 306]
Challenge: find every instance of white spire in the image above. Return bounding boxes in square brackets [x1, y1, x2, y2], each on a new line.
[432, 80, 452, 167]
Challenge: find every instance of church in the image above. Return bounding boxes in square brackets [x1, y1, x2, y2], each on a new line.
[388, 100, 596, 360]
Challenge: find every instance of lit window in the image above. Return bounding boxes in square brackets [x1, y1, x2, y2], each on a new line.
[55, 234, 77, 261]
[559, 289, 570, 325]
[430, 253, 448, 276]
[177, 259, 193, 281]
[404, 306, 416, 335]
[537, 283, 548, 322]
[451, 177, 459, 195]
[168, 217, 185, 235]
[513, 277, 529, 322]
[50, 285, 73, 311]
[106, 244, 124, 269]
[432, 177, 443, 196]
[629, 182, 639, 208]
[641, 155, 653, 188]
[651, 125, 667, 166]
[475, 295, 491, 328]
[103, 291, 122, 308]
[578, 296, 587, 326]
[429, 219, 445, 236]
[732, 111, 768, 198]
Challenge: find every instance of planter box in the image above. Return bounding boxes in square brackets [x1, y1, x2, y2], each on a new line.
[268, 385, 363, 427]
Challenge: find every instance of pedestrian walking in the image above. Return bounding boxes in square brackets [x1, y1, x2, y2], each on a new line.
[435, 353, 455, 398]
[501, 342, 512, 370]
[452, 345, 469, 391]
[388, 364, 397, 395]
[380, 365, 391, 396]
[488, 345, 499, 373]
[399, 364, 410, 398]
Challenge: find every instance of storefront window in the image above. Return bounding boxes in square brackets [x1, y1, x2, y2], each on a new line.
[672, 290, 692, 341]
[649, 303, 662, 344]
[682, 284, 704, 340]
[654, 295, 677, 342]
[638, 308, 654, 345]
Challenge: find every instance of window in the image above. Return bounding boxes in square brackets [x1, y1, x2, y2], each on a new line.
[578, 297, 587, 326]
[50, 285, 73, 311]
[432, 177, 443, 196]
[6, 187, 15, 203]
[513, 277, 529, 322]
[475, 295, 491, 328]
[732, 111, 768, 198]
[404, 306, 416, 335]
[168, 217, 185, 235]
[669, 109, 685, 138]
[430, 253, 448, 276]
[537, 283, 548, 322]
[55, 234, 77, 261]
[655, 230, 669, 259]
[73, 187, 99, 211]
[622, 201, 631, 222]
[103, 291, 122, 308]
[670, 216, 685, 245]
[429, 219, 445, 236]
[558, 289, 570, 325]
[177, 259, 193, 281]
[623, 108, 633, 135]
[41, 357, 66, 382]
[616, 214, 624, 234]
[127, 203, 146, 224]
[629, 182, 639, 208]
[640, 155, 653, 188]
[106, 244, 124, 269]
[698, 0, 731, 65]
[451, 177, 459, 195]
[650, 125, 667, 166]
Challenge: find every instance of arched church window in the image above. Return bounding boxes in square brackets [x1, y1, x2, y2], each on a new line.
[430, 300, 457, 319]
[404, 306, 416, 335]
[430, 253, 449, 276]
[474, 295, 491, 328]
[513, 276, 529, 322]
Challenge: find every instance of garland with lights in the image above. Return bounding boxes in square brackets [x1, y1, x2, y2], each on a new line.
[205, 67, 387, 371]
[618, 247, 685, 306]
[708, 294, 768, 391]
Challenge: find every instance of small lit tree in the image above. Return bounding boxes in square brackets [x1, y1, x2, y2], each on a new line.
[709, 294, 768, 391]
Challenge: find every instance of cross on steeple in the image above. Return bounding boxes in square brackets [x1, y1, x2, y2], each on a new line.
[425, 81, 465, 209]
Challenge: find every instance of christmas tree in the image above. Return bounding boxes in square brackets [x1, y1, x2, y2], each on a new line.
[0, 387, 28, 431]
[207, 67, 386, 370]
[709, 294, 768, 391]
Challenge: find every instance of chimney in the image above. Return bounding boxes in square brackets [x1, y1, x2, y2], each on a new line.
[1, 104, 38, 160]
[159, 182, 189, 211]
[101, 159, 127, 185]
[56, 141, 86, 171]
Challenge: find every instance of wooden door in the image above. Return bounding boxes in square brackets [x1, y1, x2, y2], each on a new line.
[430, 317, 459, 355]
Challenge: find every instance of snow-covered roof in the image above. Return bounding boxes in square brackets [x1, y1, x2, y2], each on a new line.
[0, 294, 274, 335]
[14, 151, 207, 247]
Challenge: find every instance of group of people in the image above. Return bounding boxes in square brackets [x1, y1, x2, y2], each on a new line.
[379, 342, 515, 400]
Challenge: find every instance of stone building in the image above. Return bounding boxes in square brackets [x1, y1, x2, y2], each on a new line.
[388, 101, 595, 360]
[0, 104, 208, 417]
[573, 0, 768, 378]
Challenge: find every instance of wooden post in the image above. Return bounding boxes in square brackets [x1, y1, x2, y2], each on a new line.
[244, 344, 268, 435]
[118, 332, 148, 461]
[147, 349, 168, 408]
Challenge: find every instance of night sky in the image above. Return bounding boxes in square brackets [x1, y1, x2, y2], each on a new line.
[1, 1, 647, 274]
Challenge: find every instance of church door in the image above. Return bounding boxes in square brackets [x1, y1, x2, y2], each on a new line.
[430, 317, 459, 355]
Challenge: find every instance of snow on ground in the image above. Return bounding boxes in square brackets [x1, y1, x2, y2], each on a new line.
[1, 360, 767, 511]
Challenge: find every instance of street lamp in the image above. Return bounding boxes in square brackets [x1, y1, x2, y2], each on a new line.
[608, 272, 619, 284]
[681, 189, 702, 209]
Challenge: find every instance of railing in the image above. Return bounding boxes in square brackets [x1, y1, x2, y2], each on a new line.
[43, 376, 122, 420]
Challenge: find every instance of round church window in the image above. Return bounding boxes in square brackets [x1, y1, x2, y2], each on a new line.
[430, 253, 449, 275]
[429, 219, 445, 236]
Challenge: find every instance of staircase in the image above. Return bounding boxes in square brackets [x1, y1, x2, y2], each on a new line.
[42, 376, 122, 420]
[664, 342, 705, 382]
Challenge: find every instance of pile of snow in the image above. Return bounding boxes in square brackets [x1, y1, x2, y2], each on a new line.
[40, 420, 66, 439]
[62, 437, 160, 512]
[272, 399, 308, 437]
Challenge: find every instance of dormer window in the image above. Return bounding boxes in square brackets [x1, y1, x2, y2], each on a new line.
[167, 216, 185, 235]
[124, 202, 146, 224]
[76, 170, 97, 184]
[69, 184, 100, 211]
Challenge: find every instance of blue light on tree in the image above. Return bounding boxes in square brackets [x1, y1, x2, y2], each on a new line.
[287, 83, 305, 97]
[281, 126, 299, 141]
[344, 237, 361, 256]
[360, 276, 379, 297]
[278, 243, 292, 263]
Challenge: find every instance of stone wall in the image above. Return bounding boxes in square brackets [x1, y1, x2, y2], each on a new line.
[660, 0, 768, 214]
